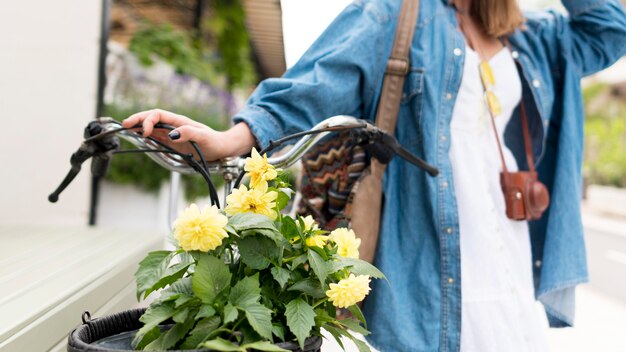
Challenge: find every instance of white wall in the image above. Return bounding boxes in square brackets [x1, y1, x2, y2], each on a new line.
[0, 1, 102, 226]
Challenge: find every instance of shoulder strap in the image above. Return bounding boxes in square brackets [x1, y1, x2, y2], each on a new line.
[374, 0, 420, 134]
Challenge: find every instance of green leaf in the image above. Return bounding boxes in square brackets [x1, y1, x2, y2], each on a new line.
[174, 294, 194, 308]
[275, 190, 290, 211]
[331, 327, 371, 352]
[164, 277, 193, 296]
[238, 235, 281, 270]
[285, 298, 316, 350]
[272, 323, 285, 341]
[134, 303, 175, 345]
[241, 228, 284, 244]
[135, 250, 175, 299]
[307, 250, 330, 287]
[228, 212, 277, 231]
[134, 326, 160, 350]
[287, 279, 326, 299]
[144, 318, 195, 350]
[338, 319, 370, 336]
[290, 254, 308, 270]
[270, 267, 291, 289]
[280, 217, 300, 241]
[229, 274, 261, 308]
[348, 304, 366, 328]
[201, 337, 242, 351]
[331, 257, 386, 280]
[180, 316, 221, 349]
[195, 304, 216, 320]
[172, 306, 191, 323]
[322, 324, 345, 351]
[314, 308, 335, 325]
[223, 303, 239, 324]
[192, 253, 232, 304]
[242, 341, 290, 352]
[145, 262, 192, 298]
[245, 302, 273, 340]
[349, 335, 372, 352]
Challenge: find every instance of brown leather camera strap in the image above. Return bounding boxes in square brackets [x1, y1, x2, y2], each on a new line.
[487, 99, 535, 174]
[458, 13, 535, 175]
[371, 0, 419, 177]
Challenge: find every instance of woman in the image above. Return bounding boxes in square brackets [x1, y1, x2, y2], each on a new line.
[123, 0, 626, 350]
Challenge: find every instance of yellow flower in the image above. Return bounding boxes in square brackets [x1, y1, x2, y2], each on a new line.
[174, 204, 228, 252]
[225, 183, 278, 220]
[301, 215, 319, 232]
[325, 274, 371, 308]
[305, 234, 328, 248]
[245, 148, 278, 188]
[329, 228, 361, 259]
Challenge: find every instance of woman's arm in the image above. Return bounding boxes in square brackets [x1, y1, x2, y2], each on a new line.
[232, 2, 391, 150]
[523, 0, 626, 77]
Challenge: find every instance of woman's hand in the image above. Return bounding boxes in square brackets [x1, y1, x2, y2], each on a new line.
[121, 109, 256, 161]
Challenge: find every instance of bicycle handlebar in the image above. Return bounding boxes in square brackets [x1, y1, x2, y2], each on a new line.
[49, 115, 438, 205]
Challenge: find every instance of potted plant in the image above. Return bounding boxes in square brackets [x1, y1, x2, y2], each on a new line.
[68, 149, 384, 352]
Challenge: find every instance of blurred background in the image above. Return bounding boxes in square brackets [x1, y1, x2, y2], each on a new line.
[0, 0, 624, 351]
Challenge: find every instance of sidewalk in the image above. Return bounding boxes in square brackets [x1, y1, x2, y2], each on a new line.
[545, 284, 626, 351]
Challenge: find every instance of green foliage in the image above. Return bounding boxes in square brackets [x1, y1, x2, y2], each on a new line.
[130, 22, 221, 84]
[583, 83, 626, 188]
[133, 167, 379, 351]
[209, 0, 257, 89]
[192, 253, 232, 304]
[129, 2, 256, 90]
[285, 299, 316, 350]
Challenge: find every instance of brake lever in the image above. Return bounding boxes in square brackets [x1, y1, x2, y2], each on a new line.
[352, 128, 439, 177]
[48, 121, 120, 203]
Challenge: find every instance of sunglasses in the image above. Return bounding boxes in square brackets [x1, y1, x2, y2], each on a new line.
[479, 60, 502, 117]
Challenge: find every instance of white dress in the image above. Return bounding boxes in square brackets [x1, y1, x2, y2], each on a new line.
[449, 46, 550, 352]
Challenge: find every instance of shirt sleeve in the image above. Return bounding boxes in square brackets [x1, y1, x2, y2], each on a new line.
[523, 0, 626, 77]
[232, 2, 388, 150]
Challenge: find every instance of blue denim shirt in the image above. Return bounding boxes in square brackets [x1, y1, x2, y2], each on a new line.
[233, 0, 626, 350]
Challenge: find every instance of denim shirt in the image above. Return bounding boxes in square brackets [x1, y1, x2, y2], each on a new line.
[233, 0, 626, 350]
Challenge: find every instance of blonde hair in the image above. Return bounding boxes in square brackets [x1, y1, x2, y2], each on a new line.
[470, 0, 525, 37]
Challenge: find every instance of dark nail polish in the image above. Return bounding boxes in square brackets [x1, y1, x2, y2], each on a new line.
[168, 130, 180, 140]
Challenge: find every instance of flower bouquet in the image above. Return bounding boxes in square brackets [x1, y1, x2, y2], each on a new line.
[131, 149, 385, 351]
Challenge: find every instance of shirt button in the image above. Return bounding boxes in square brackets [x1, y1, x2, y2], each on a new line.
[535, 260, 542, 268]
[543, 119, 549, 127]
[445, 227, 453, 234]
[532, 79, 541, 88]
[453, 48, 462, 56]
[442, 181, 449, 188]
[446, 93, 453, 100]
[440, 135, 447, 141]
[511, 50, 519, 59]
[448, 278, 454, 284]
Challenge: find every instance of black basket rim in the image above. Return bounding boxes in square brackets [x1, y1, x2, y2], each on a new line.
[67, 307, 322, 352]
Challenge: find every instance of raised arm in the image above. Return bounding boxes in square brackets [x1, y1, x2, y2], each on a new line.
[520, 0, 626, 77]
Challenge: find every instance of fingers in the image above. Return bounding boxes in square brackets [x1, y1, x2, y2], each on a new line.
[122, 110, 151, 129]
[121, 109, 199, 137]
[142, 110, 160, 137]
[167, 125, 208, 145]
